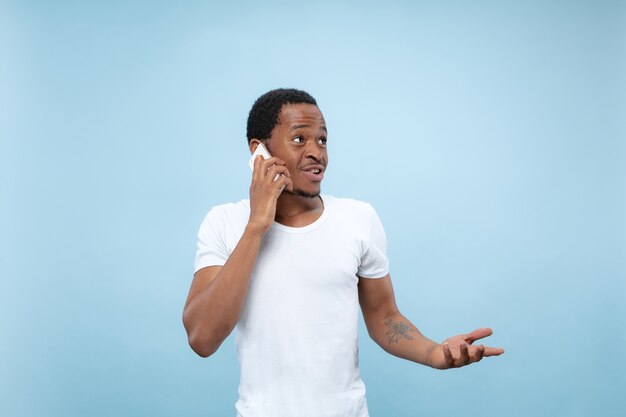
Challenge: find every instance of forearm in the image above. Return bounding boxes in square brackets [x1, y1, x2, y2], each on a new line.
[183, 225, 264, 356]
[368, 311, 441, 367]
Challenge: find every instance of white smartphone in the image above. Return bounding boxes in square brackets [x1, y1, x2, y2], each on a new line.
[249, 142, 281, 182]
[248, 142, 272, 171]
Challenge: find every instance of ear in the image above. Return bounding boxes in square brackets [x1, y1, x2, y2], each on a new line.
[249, 139, 262, 154]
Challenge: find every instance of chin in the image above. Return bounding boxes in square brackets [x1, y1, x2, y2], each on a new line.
[289, 188, 320, 199]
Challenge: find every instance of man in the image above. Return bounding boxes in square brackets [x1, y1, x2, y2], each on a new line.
[183, 88, 504, 417]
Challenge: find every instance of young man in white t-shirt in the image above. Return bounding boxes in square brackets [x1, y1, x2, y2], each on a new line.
[183, 89, 504, 417]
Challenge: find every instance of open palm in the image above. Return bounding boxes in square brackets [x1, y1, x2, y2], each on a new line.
[428, 328, 505, 370]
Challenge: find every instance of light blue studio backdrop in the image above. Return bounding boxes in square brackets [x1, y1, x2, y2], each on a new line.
[1, 1, 625, 416]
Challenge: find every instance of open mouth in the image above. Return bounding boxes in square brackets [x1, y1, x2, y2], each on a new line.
[301, 165, 325, 182]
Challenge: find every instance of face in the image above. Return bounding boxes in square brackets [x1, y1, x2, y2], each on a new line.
[262, 103, 328, 198]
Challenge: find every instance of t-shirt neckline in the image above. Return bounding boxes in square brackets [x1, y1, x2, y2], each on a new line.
[271, 194, 329, 234]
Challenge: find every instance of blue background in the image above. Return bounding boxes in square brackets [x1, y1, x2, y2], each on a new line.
[1, 1, 625, 416]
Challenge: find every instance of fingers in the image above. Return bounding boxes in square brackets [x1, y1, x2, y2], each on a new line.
[253, 156, 290, 180]
[465, 328, 493, 344]
[443, 343, 455, 367]
[251, 156, 292, 193]
[275, 174, 293, 194]
[248, 156, 295, 234]
[475, 344, 485, 363]
[483, 346, 505, 357]
[459, 343, 470, 364]
[441, 343, 491, 368]
[266, 164, 290, 183]
[439, 328, 503, 369]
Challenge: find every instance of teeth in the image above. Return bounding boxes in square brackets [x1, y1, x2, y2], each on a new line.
[312, 169, 320, 174]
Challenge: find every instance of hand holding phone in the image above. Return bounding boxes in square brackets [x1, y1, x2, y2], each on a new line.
[248, 142, 272, 171]
[249, 143, 281, 181]
[247, 142, 292, 233]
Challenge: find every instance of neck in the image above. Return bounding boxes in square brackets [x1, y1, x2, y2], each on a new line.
[274, 192, 324, 227]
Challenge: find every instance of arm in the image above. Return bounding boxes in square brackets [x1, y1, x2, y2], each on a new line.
[182, 156, 293, 357]
[358, 274, 504, 369]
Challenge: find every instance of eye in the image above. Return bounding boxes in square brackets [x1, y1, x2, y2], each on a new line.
[318, 137, 327, 146]
[292, 136, 304, 143]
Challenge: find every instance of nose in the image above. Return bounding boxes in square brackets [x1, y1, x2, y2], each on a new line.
[305, 141, 323, 161]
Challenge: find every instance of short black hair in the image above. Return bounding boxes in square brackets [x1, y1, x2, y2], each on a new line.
[246, 88, 317, 144]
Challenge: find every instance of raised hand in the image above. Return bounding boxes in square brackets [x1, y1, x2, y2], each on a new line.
[248, 155, 293, 235]
[428, 328, 504, 370]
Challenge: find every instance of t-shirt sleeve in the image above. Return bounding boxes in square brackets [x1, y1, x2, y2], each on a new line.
[194, 207, 230, 273]
[357, 204, 389, 279]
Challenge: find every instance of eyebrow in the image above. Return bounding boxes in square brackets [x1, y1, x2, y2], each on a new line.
[290, 124, 328, 133]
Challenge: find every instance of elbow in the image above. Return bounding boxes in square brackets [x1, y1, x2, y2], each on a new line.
[186, 324, 225, 357]
[188, 334, 219, 358]
[182, 311, 229, 358]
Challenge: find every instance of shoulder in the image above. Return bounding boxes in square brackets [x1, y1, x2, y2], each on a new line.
[207, 199, 250, 217]
[200, 199, 250, 229]
[322, 195, 383, 231]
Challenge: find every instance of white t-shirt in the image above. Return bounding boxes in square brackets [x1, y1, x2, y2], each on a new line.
[194, 195, 389, 417]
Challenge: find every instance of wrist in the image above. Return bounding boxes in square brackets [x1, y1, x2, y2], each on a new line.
[244, 221, 270, 239]
[425, 342, 443, 369]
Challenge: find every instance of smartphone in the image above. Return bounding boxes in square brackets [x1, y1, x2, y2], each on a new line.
[248, 142, 282, 182]
[248, 142, 272, 171]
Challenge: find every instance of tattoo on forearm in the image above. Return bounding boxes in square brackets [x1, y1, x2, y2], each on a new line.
[384, 319, 414, 344]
